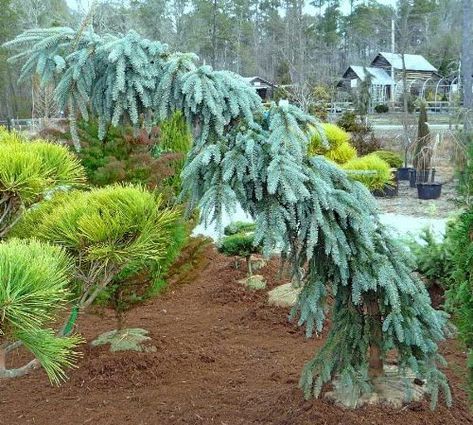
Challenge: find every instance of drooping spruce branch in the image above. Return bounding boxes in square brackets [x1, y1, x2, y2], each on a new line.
[5, 27, 451, 408]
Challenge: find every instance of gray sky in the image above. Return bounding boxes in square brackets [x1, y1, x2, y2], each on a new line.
[68, 0, 397, 16]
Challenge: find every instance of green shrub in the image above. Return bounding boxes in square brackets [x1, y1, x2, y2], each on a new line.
[224, 221, 256, 236]
[374, 104, 389, 113]
[71, 115, 191, 202]
[308, 123, 350, 155]
[219, 232, 261, 275]
[336, 112, 381, 155]
[342, 153, 392, 190]
[0, 239, 82, 383]
[0, 127, 85, 238]
[12, 184, 181, 332]
[372, 150, 403, 168]
[324, 142, 357, 164]
[336, 111, 359, 133]
[440, 210, 473, 397]
[307, 123, 356, 164]
[407, 228, 454, 287]
[157, 111, 192, 154]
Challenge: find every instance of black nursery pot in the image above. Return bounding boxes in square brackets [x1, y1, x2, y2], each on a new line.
[417, 182, 442, 200]
[372, 182, 398, 198]
[417, 169, 430, 183]
[397, 167, 413, 180]
[409, 169, 416, 188]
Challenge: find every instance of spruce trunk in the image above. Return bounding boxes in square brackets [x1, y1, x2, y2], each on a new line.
[367, 297, 384, 378]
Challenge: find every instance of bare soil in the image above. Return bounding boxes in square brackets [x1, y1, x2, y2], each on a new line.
[1, 246, 471, 425]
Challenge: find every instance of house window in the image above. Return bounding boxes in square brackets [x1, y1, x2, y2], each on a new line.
[351, 79, 358, 88]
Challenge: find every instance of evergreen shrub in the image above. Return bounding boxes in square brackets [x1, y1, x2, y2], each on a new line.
[373, 150, 403, 168]
[12, 184, 181, 331]
[0, 239, 82, 383]
[342, 153, 392, 190]
[374, 104, 389, 113]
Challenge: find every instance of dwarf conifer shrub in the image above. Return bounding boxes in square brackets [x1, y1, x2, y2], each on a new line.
[0, 127, 85, 238]
[324, 142, 357, 164]
[0, 239, 82, 383]
[372, 150, 403, 168]
[342, 154, 392, 190]
[308, 123, 356, 164]
[413, 102, 432, 172]
[308, 123, 349, 155]
[408, 228, 454, 288]
[12, 184, 180, 332]
[224, 221, 256, 236]
[444, 210, 473, 396]
[72, 119, 189, 202]
[219, 232, 261, 276]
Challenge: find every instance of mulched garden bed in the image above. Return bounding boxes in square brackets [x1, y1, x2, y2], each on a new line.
[1, 245, 471, 425]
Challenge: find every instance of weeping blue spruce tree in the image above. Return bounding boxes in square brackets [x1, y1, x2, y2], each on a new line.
[4, 27, 451, 408]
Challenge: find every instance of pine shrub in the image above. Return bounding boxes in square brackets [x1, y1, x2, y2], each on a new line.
[324, 142, 357, 164]
[0, 239, 82, 383]
[444, 210, 473, 397]
[308, 123, 350, 155]
[0, 127, 85, 238]
[372, 150, 403, 168]
[374, 104, 389, 113]
[219, 232, 261, 275]
[342, 154, 392, 190]
[12, 184, 181, 331]
[308, 123, 357, 164]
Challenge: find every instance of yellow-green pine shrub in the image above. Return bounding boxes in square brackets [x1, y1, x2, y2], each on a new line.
[373, 150, 403, 168]
[324, 142, 357, 164]
[342, 153, 392, 190]
[307, 123, 350, 155]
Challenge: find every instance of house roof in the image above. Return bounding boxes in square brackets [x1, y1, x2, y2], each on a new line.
[375, 52, 437, 72]
[243, 76, 276, 88]
[346, 66, 394, 86]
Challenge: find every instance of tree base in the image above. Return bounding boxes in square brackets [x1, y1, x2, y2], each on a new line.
[237, 274, 266, 290]
[91, 328, 156, 353]
[325, 365, 426, 409]
[267, 283, 302, 308]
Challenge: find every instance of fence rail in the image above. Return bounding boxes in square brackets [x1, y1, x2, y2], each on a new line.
[0, 117, 67, 132]
[327, 101, 458, 116]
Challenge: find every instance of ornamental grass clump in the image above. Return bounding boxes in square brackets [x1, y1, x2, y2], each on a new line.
[0, 239, 82, 383]
[12, 184, 181, 346]
[0, 127, 85, 238]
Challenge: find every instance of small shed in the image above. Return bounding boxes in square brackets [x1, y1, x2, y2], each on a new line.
[243, 76, 277, 101]
[338, 66, 394, 104]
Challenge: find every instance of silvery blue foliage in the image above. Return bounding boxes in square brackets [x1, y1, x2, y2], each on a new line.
[5, 27, 451, 408]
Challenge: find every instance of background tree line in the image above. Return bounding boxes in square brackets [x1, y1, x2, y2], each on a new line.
[0, 0, 464, 120]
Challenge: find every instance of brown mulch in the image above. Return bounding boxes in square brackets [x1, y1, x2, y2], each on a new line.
[1, 246, 472, 425]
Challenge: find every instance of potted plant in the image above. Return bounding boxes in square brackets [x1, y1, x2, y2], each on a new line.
[397, 141, 415, 180]
[411, 102, 442, 199]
